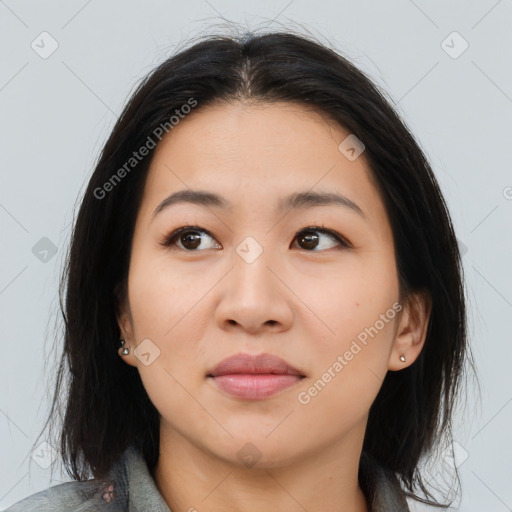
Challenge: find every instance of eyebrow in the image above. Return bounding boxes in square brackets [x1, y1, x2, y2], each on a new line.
[152, 189, 366, 220]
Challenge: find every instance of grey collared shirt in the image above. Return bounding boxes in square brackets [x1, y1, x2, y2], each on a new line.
[5, 445, 410, 511]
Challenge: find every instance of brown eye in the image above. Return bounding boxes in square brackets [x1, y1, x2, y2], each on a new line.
[161, 226, 221, 251]
[292, 227, 350, 251]
[160, 225, 350, 252]
[178, 231, 202, 250]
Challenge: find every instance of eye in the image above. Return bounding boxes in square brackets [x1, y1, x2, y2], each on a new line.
[160, 226, 221, 251]
[159, 225, 351, 252]
[291, 227, 351, 251]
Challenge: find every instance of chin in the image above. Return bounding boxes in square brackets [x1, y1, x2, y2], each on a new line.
[205, 433, 306, 470]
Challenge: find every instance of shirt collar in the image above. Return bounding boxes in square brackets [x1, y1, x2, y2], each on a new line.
[107, 445, 410, 512]
[107, 444, 171, 511]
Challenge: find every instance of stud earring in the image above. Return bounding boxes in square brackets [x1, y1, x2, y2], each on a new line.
[119, 339, 130, 355]
[399, 354, 406, 362]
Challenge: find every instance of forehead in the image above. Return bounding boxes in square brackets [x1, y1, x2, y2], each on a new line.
[139, 100, 387, 230]
[150, 100, 360, 176]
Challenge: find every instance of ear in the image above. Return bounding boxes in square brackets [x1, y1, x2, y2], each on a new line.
[115, 281, 138, 368]
[388, 289, 432, 371]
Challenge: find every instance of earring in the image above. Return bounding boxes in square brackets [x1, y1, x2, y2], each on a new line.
[119, 339, 130, 355]
[399, 354, 406, 362]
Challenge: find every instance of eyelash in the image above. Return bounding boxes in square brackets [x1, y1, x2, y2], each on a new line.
[159, 225, 351, 252]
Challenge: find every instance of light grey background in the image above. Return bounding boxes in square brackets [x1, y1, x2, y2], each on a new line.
[1, 0, 511, 510]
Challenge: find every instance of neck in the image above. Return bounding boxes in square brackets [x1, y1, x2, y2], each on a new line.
[154, 422, 369, 512]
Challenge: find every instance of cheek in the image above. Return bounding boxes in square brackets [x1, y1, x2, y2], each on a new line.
[294, 307, 399, 434]
[293, 254, 400, 422]
[127, 249, 207, 339]
[290, 258, 400, 423]
[127, 251, 214, 389]
[293, 253, 399, 353]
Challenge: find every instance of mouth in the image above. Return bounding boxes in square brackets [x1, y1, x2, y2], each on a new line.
[207, 352, 306, 400]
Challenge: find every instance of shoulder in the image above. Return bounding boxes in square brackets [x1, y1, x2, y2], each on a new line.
[3, 477, 122, 512]
[4, 444, 170, 512]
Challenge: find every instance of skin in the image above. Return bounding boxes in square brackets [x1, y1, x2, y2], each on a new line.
[117, 100, 432, 512]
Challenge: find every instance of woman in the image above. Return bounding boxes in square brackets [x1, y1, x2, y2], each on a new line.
[6, 28, 473, 511]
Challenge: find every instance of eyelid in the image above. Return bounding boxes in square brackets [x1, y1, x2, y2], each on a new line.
[297, 226, 352, 249]
[158, 225, 217, 249]
[159, 225, 352, 250]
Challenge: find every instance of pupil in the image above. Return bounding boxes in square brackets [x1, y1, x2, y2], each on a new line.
[182, 232, 201, 249]
[300, 232, 318, 249]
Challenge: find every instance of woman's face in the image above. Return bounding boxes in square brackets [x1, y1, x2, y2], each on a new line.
[117, 100, 423, 467]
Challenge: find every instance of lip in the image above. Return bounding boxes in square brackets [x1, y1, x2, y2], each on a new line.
[207, 352, 306, 400]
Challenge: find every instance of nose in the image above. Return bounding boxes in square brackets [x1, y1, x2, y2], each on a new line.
[214, 244, 294, 335]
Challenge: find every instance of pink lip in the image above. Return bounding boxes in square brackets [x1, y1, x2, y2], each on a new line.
[207, 353, 305, 400]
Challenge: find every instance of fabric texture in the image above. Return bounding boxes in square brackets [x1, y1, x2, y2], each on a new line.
[4, 445, 410, 511]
